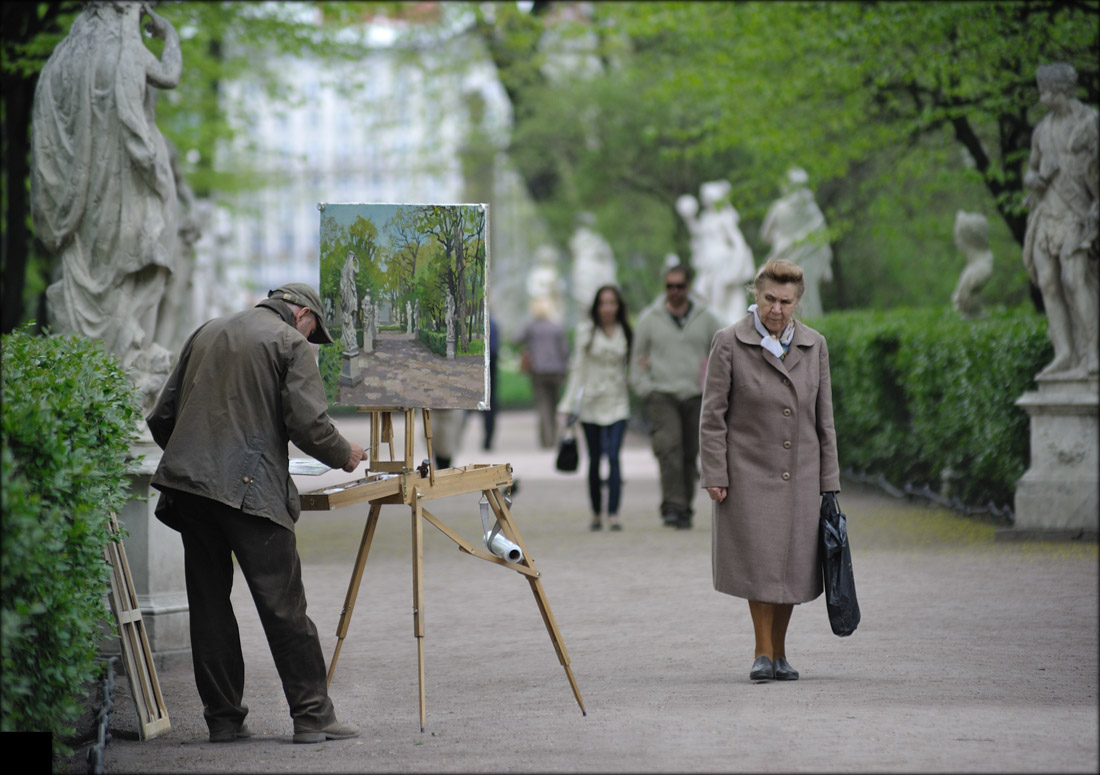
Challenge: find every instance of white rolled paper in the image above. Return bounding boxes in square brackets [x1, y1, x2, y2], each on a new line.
[484, 531, 523, 563]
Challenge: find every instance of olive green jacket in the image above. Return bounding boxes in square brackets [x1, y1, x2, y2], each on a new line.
[148, 299, 351, 531]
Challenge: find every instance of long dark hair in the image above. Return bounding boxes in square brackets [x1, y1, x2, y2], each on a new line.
[587, 284, 633, 360]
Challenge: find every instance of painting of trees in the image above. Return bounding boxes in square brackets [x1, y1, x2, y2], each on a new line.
[318, 202, 488, 409]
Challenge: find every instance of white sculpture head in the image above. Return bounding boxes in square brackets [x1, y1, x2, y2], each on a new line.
[675, 194, 699, 220]
[1036, 62, 1077, 96]
[699, 180, 731, 208]
[782, 167, 809, 193]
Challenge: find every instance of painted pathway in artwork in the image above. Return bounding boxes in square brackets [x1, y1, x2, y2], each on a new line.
[339, 331, 486, 408]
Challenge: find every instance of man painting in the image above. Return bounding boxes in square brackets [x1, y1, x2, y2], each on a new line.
[148, 283, 365, 744]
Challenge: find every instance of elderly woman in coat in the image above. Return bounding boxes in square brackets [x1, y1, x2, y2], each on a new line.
[699, 258, 840, 682]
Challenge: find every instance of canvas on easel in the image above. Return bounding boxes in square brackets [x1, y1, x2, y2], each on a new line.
[317, 202, 489, 410]
[299, 203, 585, 732]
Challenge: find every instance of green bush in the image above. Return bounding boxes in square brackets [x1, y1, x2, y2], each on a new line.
[815, 306, 1051, 511]
[1, 326, 141, 754]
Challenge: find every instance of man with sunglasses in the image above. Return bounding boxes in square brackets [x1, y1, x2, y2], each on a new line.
[630, 264, 724, 529]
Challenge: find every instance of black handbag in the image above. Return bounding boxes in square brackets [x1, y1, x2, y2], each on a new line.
[820, 492, 860, 636]
[555, 424, 579, 473]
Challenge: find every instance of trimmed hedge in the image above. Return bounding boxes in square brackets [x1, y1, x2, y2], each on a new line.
[814, 306, 1051, 511]
[1, 326, 141, 755]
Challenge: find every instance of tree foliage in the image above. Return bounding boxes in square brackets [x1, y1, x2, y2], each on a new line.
[446, 0, 1098, 310]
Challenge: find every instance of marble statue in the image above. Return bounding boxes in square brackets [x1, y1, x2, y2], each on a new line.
[679, 180, 755, 324]
[1022, 62, 1099, 377]
[951, 211, 994, 319]
[31, 0, 182, 415]
[340, 250, 359, 354]
[527, 244, 565, 320]
[759, 167, 833, 320]
[153, 138, 203, 356]
[569, 212, 617, 311]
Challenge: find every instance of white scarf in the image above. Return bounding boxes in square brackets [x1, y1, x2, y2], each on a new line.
[749, 304, 795, 360]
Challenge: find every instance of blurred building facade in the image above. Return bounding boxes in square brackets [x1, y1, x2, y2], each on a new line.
[213, 17, 543, 334]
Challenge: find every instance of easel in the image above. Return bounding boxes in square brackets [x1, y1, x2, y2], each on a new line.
[104, 512, 171, 741]
[299, 406, 585, 731]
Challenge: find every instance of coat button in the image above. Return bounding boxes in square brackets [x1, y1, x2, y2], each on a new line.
[783, 440, 792, 449]
[242, 476, 250, 484]
[782, 408, 792, 417]
[782, 378, 791, 386]
[782, 472, 791, 481]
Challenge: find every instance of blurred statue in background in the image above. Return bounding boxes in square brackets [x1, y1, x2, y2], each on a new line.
[340, 250, 359, 354]
[569, 212, 617, 316]
[527, 244, 566, 321]
[31, 0, 183, 415]
[1022, 62, 1099, 378]
[759, 167, 833, 320]
[679, 180, 755, 325]
[951, 211, 994, 319]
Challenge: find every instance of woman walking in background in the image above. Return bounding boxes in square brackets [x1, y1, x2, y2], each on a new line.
[514, 297, 570, 449]
[558, 285, 633, 531]
[699, 259, 840, 682]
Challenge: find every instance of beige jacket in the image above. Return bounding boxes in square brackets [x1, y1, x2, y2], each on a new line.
[557, 320, 630, 425]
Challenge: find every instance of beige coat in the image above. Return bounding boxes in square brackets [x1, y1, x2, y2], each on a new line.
[699, 314, 840, 604]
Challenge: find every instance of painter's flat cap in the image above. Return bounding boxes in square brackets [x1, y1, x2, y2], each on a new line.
[268, 283, 333, 345]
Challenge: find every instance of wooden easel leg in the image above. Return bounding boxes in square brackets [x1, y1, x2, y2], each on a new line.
[486, 488, 587, 715]
[410, 492, 428, 731]
[327, 501, 382, 688]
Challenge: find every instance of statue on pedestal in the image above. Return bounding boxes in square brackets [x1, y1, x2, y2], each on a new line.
[759, 167, 833, 320]
[569, 212, 617, 315]
[1022, 62, 1099, 378]
[679, 180, 755, 324]
[340, 250, 359, 355]
[31, 0, 183, 415]
[527, 245, 565, 321]
[951, 211, 994, 319]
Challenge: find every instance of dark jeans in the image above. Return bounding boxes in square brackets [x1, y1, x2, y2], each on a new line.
[644, 392, 703, 517]
[581, 419, 628, 516]
[166, 491, 336, 734]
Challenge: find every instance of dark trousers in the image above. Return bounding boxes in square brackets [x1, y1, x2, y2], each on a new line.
[644, 392, 703, 517]
[168, 491, 336, 734]
[531, 372, 566, 448]
[581, 420, 628, 516]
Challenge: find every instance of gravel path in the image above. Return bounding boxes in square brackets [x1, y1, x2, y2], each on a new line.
[60, 409, 1098, 773]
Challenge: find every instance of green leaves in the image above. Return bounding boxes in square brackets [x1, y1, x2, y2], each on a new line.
[1, 326, 141, 756]
[817, 305, 1052, 510]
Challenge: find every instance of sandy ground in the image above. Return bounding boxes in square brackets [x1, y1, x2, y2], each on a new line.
[57, 409, 1097, 774]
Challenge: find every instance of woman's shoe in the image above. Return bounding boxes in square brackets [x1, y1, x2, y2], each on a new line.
[749, 655, 775, 681]
[608, 516, 622, 531]
[773, 656, 799, 681]
[590, 517, 602, 531]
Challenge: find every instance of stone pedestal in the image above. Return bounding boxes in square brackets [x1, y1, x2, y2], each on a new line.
[340, 350, 362, 386]
[1009, 375, 1098, 539]
[107, 440, 191, 664]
